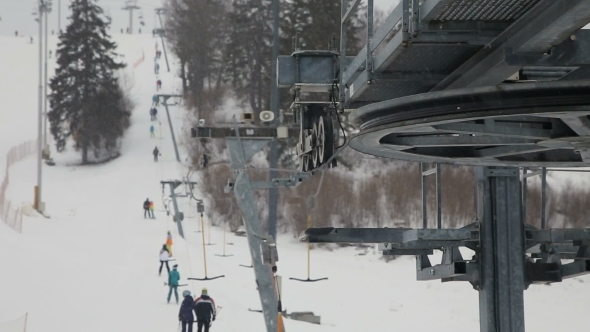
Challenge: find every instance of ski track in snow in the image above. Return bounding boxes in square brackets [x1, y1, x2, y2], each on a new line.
[0, 33, 589, 332]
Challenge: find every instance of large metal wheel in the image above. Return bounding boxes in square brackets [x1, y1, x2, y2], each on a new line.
[349, 80, 590, 167]
[311, 122, 319, 167]
[318, 115, 335, 164]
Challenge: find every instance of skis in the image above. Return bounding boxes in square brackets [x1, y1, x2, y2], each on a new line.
[164, 282, 188, 287]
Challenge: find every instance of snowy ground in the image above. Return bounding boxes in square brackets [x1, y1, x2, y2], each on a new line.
[0, 31, 589, 332]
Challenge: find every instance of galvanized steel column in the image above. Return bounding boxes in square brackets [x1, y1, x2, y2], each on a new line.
[477, 167, 525, 332]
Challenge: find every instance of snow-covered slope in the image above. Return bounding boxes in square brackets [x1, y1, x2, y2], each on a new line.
[0, 32, 588, 332]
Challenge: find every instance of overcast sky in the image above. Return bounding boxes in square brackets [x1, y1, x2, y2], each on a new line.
[0, 0, 395, 37]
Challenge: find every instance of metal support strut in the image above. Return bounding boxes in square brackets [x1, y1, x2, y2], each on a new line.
[477, 167, 525, 332]
[226, 136, 280, 332]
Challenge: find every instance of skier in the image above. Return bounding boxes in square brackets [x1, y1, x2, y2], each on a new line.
[150, 125, 155, 138]
[167, 264, 180, 304]
[143, 198, 151, 218]
[153, 107, 158, 119]
[149, 108, 155, 120]
[166, 231, 174, 257]
[156, 79, 162, 90]
[194, 288, 216, 332]
[153, 146, 160, 162]
[154, 63, 160, 74]
[152, 94, 159, 106]
[149, 201, 155, 218]
[159, 244, 170, 276]
[179, 290, 197, 332]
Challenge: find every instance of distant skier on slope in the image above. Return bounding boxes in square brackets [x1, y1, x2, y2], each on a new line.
[149, 201, 155, 218]
[167, 264, 181, 304]
[152, 94, 159, 106]
[153, 146, 160, 162]
[150, 125, 155, 138]
[159, 244, 170, 276]
[143, 198, 150, 218]
[179, 290, 197, 332]
[194, 288, 216, 332]
[156, 79, 162, 90]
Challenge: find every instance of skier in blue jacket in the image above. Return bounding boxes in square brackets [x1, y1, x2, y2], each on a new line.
[179, 290, 197, 332]
[167, 264, 180, 304]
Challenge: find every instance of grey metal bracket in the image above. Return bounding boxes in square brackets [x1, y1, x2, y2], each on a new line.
[161, 180, 198, 238]
[251, 174, 310, 189]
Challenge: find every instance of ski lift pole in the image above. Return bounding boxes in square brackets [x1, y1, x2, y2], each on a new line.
[188, 200, 224, 281]
[200, 212, 208, 277]
[290, 176, 328, 282]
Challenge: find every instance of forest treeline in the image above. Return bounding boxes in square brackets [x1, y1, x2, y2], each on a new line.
[165, 0, 366, 119]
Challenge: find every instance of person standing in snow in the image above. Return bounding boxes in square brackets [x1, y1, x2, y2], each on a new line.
[143, 198, 151, 218]
[153, 146, 160, 162]
[194, 288, 216, 332]
[149, 108, 155, 120]
[152, 94, 159, 106]
[159, 244, 170, 276]
[155, 63, 160, 74]
[156, 79, 162, 90]
[150, 125, 155, 138]
[153, 107, 158, 120]
[149, 201, 155, 218]
[167, 264, 181, 304]
[179, 290, 197, 332]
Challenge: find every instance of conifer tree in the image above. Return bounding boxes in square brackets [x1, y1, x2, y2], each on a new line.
[49, 0, 129, 164]
[166, 0, 227, 112]
[225, 0, 274, 115]
[282, 0, 365, 54]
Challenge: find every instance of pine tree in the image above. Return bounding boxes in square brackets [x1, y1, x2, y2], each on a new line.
[166, 0, 228, 113]
[225, 0, 274, 115]
[48, 0, 129, 164]
[282, 0, 365, 54]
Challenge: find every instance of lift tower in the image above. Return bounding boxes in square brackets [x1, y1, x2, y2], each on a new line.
[121, 0, 139, 34]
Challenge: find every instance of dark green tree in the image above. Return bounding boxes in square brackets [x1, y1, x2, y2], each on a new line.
[282, 0, 366, 54]
[225, 0, 274, 116]
[166, 0, 228, 113]
[49, 0, 129, 164]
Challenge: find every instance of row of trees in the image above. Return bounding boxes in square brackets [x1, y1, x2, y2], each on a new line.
[165, 0, 366, 118]
[49, 0, 132, 164]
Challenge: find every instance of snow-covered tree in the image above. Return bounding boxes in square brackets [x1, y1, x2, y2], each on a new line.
[49, 0, 130, 164]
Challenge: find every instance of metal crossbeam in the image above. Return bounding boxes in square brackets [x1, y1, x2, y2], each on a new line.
[525, 228, 590, 244]
[192, 127, 298, 139]
[301, 227, 477, 246]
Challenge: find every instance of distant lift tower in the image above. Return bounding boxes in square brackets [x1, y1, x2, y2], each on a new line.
[122, 0, 140, 34]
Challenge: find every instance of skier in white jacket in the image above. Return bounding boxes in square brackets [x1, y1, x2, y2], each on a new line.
[159, 244, 171, 276]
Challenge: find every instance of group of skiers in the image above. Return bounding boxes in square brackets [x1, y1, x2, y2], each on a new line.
[139, 39, 220, 332]
[179, 288, 217, 332]
[143, 199, 156, 218]
[159, 239, 217, 332]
